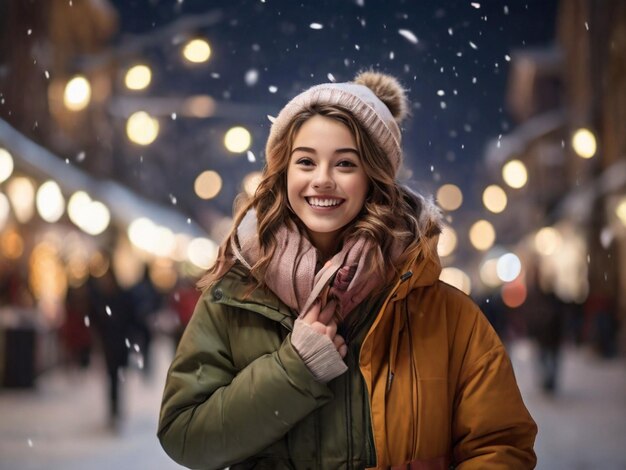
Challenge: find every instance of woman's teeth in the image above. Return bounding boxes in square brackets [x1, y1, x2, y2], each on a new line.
[307, 197, 343, 207]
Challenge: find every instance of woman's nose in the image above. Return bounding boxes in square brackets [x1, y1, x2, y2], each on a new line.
[312, 167, 335, 190]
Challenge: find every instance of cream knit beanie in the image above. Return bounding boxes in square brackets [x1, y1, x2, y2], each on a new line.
[266, 71, 409, 176]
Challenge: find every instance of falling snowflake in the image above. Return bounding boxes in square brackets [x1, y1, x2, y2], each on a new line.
[471, 2, 480, 9]
[84, 316, 90, 327]
[247, 150, 256, 162]
[76, 151, 85, 162]
[355, 44, 360, 50]
[503, 5, 509, 14]
[27, 29, 32, 35]
[105, 305, 112, 316]
[44, 70, 49, 79]
[169, 194, 177, 205]
[469, 41, 478, 49]
[327, 73, 336, 82]
[27, 439, 33, 447]
[505, 54, 511, 61]
[448, 28, 453, 36]
[171, 113, 177, 120]
[211, 73, 220, 79]
[472, 77, 477, 84]
[268, 85, 278, 93]
[584, 21, 589, 31]
[437, 90, 445, 96]
[187, 218, 191, 224]
[310, 23, 323, 30]
[440, 102, 447, 109]
[398, 29, 418, 44]
[389, 51, 395, 60]
[245, 69, 259, 86]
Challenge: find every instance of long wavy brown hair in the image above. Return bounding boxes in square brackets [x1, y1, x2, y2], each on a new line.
[198, 104, 440, 292]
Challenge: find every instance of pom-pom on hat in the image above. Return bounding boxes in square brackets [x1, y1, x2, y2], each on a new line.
[266, 71, 408, 176]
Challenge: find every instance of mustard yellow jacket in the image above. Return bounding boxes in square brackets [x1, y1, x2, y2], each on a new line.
[159, 254, 537, 469]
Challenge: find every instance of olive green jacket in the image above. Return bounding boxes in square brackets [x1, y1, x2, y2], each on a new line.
[158, 262, 536, 469]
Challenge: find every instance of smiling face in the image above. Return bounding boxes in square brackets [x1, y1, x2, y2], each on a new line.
[287, 114, 369, 257]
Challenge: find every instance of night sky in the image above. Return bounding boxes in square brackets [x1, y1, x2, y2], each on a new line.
[107, 0, 558, 226]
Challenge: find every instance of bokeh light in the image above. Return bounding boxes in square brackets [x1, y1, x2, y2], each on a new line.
[194, 170, 223, 200]
[125, 64, 152, 90]
[36, 181, 65, 223]
[126, 111, 159, 145]
[6, 177, 35, 223]
[572, 128, 597, 159]
[482, 185, 508, 213]
[437, 225, 457, 258]
[224, 126, 252, 153]
[496, 252, 522, 282]
[502, 159, 528, 189]
[183, 39, 211, 63]
[242, 171, 263, 197]
[436, 184, 463, 211]
[469, 220, 496, 251]
[440, 267, 471, 295]
[501, 279, 527, 308]
[0, 193, 10, 230]
[63, 75, 91, 111]
[187, 237, 218, 269]
[0, 148, 14, 183]
[534, 227, 562, 256]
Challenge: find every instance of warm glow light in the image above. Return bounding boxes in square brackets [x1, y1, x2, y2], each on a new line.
[150, 259, 178, 292]
[501, 279, 527, 308]
[124, 64, 152, 90]
[128, 217, 157, 253]
[7, 177, 35, 223]
[187, 237, 218, 269]
[36, 181, 65, 223]
[0, 228, 24, 259]
[0, 148, 14, 183]
[469, 220, 496, 251]
[68, 191, 110, 235]
[224, 126, 252, 153]
[496, 253, 522, 282]
[126, 111, 159, 145]
[63, 75, 91, 111]
[194, 170, 222, 200]
[437, 226, 457, 257]
[242, 171, 263, 197]
[572, 128, 597, 159]
[153, 226, 177, 258]
[482, 185, 507, 213]
[436, 184, 463, 211]
[184, 96, 216, 118]
[534, 227, 562, 256]
[440, 267, 471, 295]
[502, 160, 528, 189]
[183, 39, 212, 63]
[0, 193, 10, 230]
[615, 199, 626, 226]
[479, 258, 502, 288]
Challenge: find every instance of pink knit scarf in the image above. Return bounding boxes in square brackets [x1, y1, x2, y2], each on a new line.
[232, 210, 397, 319]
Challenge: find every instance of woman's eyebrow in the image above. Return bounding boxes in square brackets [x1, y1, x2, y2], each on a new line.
[291, 146, 316, 155]
[290, 147, 359, 156]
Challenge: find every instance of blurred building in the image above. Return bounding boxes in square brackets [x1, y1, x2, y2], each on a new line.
[485, 0, 626, 354]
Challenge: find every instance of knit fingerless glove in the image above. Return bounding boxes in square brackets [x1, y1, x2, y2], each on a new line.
[291, 319, 348, 383]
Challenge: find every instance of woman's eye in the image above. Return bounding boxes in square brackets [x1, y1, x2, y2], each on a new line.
[295, 157, 315, 166]
[337, 160, 357, 168]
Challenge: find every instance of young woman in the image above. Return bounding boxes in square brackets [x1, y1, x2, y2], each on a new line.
[158, 71, 537, 469]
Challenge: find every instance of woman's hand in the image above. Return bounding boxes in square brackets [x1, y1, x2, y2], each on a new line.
[300, 300, 347, 358]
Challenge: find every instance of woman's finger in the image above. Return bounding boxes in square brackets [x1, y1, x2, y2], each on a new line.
[301, 300, 320, 324]
[326, 319, 338, 338]
[318, 299, 337, 324]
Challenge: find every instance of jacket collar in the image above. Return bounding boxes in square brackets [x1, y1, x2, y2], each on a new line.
[211, 263, 296, 327]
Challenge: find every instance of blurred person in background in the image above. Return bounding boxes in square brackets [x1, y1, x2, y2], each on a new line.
[61, 282, 93, 370]
[88, 269, 136, 431]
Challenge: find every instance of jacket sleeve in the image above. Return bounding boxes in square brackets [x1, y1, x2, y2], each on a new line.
[451, 307, 537, 469]
[157, 295, 334, 469]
